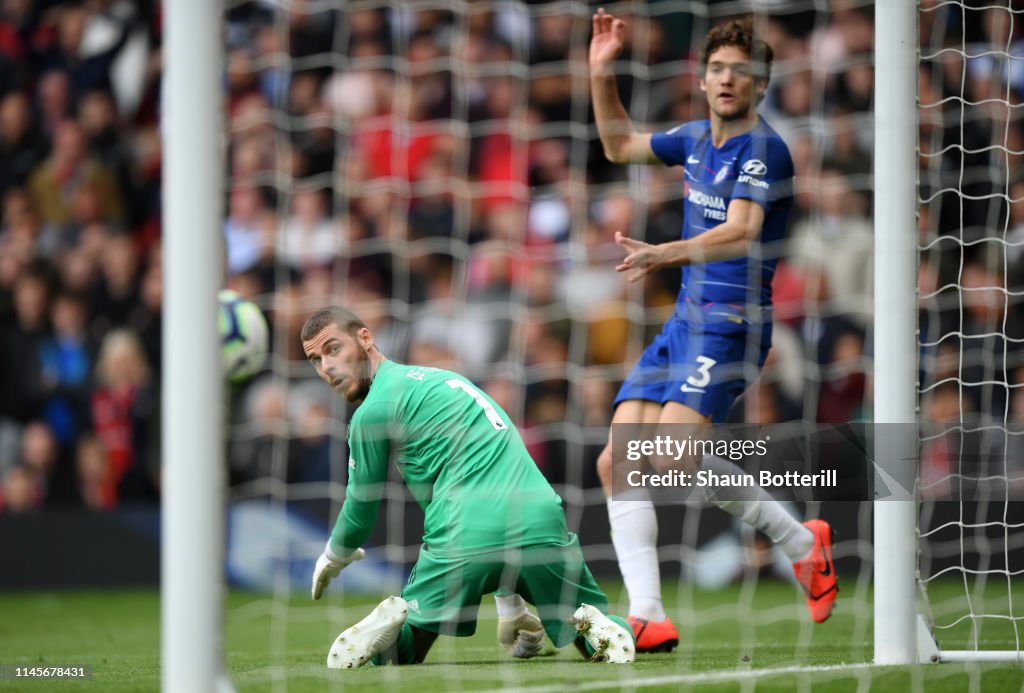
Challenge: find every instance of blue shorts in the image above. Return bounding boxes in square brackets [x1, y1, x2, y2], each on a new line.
[614, 318, 770, 423]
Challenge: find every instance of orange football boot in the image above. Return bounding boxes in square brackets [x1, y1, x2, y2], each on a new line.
[627, 615, 679, 653]
[792, 518, 839, 623]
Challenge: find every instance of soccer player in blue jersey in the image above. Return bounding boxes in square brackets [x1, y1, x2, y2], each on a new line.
[589, 10, 838, 652]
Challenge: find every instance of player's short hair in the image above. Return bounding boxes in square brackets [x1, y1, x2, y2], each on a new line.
[301, 306, 367, 342]
[700, 16, 774, 83]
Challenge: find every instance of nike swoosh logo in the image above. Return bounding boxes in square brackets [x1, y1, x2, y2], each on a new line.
[687, 155, 700, 164]
[808, 583, 838, 600]
[818, 544, 832, 577]
[679, 384, 706, 393]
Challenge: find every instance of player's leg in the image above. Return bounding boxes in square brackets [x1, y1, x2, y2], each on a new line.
[329, 549, 490, 667]
[400, 549, 493, 645]
[698, 453, 837, 621]
[659, 326, 837, 621]
[411, 627, 439, 663]
[597, 399, 676, 650]
[658, 400, 814, 562]
[326, 596, 443, 668]
[517, 536, 635, 663]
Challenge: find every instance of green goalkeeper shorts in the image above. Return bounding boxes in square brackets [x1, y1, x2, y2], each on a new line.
[401, 532, 608, 647]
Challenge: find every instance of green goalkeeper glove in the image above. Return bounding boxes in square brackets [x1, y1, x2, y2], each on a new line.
[311, 544, 365, 600]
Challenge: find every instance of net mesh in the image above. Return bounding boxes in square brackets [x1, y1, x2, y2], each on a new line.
[917, 0, 1024, 656]
[215, 0, 1021, 686]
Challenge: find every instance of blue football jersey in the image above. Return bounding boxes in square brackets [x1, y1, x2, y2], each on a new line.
[650, 116, 794, 334]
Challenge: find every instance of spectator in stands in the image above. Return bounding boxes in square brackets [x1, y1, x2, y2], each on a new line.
[920, 381, 965, 500]
[38, 290, 93, 446]
[89, 232, 140, 334]
[957, 260, 1015, 418]
[1003, 365, 1024, 495]
[132, 254, 162, 378]
[78, 88, 138, 225]
[1005, 173, 1024, 350]
[18, 419, 63, 503]
[277, 188, 339, 272]
[287, 390, 333, 486]
[0, 264, 52, 424]
[37, 2, 132, 99]
[0, 91, 47, 201]
[786, 159, 873, 329]
[816, 331, 867, 424]
[74, 433, 113, 510]
[229, 380, 284, 484]
[27, 118, 125, 233]
[35, 69, 72, 137]
[90, 328, 159, 505]
[1, 187, 48, 257]
[0, 464, 43, 513]
[225, 186, 273, 277]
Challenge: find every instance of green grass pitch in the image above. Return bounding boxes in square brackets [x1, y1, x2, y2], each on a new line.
[1, 579, 1021, 692]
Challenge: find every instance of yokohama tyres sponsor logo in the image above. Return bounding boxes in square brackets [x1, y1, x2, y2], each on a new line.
[688, 187, 728, 220]
[688, 188, 726, 210]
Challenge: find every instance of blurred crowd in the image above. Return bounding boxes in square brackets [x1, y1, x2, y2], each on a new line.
[0, 0, 1021, 513]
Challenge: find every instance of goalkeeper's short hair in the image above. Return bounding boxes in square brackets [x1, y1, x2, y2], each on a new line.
[301, 306, 368, 342]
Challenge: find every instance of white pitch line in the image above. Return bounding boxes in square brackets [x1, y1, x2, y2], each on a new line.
[492, 662, 882, 693]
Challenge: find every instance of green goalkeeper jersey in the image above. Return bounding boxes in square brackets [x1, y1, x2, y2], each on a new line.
[329, 360, 568, 557]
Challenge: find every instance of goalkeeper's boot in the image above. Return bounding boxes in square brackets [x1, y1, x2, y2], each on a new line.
[792, 519, 838, 623]
[498, 609, 547, 659]
[570, 604, 635, 663]
[327, 596, 408, 669]
[626, 615, 679, 653]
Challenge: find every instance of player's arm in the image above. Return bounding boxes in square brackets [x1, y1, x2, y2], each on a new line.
[311, 402, 392, 599]
[590, 9, 659, 164]
[330, 403, 393, 554]
[614, 198, 765, 282]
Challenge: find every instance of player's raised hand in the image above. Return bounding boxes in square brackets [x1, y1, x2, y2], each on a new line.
[311, 545, 365, 600]
[615, 231, 664, 283]
[590, 8, 626, 72]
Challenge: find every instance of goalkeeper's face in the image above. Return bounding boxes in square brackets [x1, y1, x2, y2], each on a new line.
[302, 323, 374, 403]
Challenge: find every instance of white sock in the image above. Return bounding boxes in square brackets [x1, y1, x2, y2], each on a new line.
[700, 455, 814, 562]
[494, 593, 527, 619]
[607, 497, 666, 620]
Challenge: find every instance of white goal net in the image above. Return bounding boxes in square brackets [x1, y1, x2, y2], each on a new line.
[195, 0, 1024, 688]
[916, 0, 1024, 662]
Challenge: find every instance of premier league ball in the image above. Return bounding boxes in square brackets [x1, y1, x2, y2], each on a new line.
[218, 289, 269, 383]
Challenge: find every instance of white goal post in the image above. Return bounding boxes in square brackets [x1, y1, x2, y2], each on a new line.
[161, 0, 226, 691]
[872, 0, 919, 666]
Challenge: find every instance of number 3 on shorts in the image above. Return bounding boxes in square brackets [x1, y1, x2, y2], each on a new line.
[686, 355, 717, 388]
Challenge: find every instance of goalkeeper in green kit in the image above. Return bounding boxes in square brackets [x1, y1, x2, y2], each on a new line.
[301, 306, 635, 667]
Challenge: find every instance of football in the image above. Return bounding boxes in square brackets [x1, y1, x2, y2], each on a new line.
[218, 289, 269, 383]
